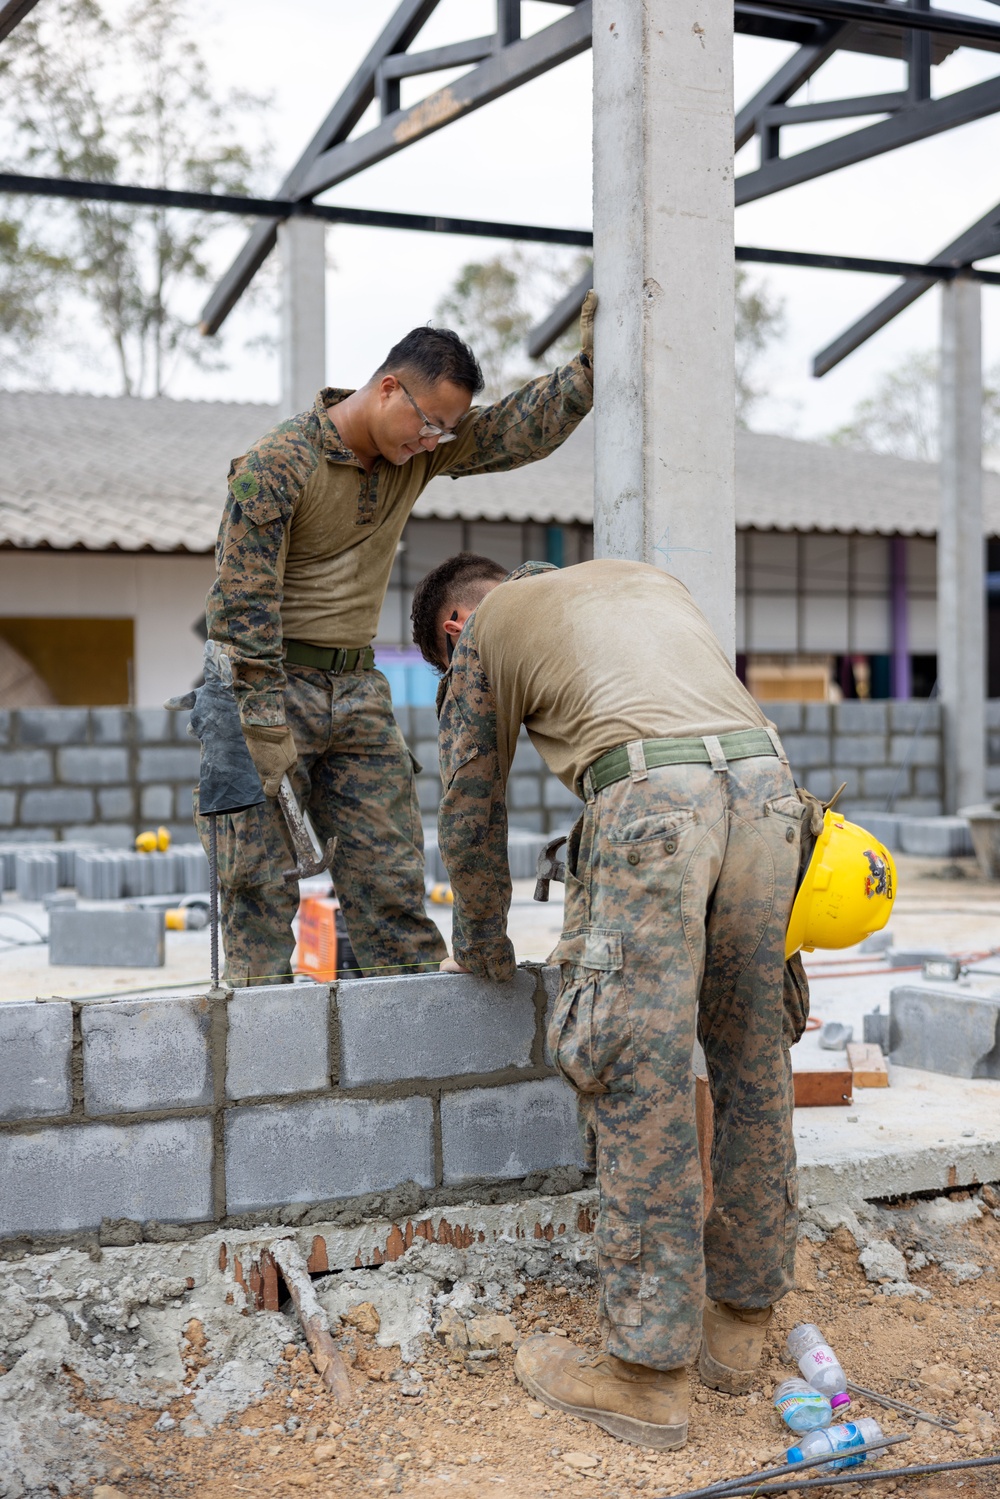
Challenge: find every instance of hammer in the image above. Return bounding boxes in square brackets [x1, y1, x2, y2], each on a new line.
[276, 775, 336, 883]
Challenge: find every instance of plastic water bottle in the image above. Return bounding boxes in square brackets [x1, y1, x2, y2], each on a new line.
[773, 1378, 833, 1432]
[787, 1418, 884, 1471]
[786, 1323, 849, 1398]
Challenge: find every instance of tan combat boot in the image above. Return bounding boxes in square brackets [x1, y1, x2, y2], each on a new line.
[699, 1298, 773, 1395]
[514, 1335, 688, 1450]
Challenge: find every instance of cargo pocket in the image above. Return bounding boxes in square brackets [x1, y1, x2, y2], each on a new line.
[597, 1217, 643, 1327]
[547, 928, 634, 1096]
[194, 789, 290, 891]
[782, 951, 811, 1047]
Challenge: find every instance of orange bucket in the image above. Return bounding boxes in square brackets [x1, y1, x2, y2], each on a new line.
[294, 895, 338, 982]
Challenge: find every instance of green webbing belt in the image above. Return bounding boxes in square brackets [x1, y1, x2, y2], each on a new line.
[586, 727, 778, 796]
[284, 640, 376, 672]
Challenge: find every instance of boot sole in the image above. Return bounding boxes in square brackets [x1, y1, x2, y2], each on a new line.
[515, 1358, 687, 1451]
[698, 1338, 756, 1396]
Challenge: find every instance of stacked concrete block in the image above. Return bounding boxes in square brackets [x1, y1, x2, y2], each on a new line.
[440, 1077, 584, 1185]
[226, 983, 330, 1098]
[890, 985, 1000, 1079]
[0, 1002, 73, 1120]
[896, 816, 974, 858]
[49, 907, 165, 967]
[81, 995, 212, 1112]
[14, 851, 59, 900]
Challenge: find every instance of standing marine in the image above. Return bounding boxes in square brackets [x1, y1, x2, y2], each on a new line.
[410, 552, 809, 1450]
[202, 294, 596, 985]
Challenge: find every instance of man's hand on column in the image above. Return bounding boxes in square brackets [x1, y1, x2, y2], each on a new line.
[579, 288, 597, 359]
[241, 722, 299, 796]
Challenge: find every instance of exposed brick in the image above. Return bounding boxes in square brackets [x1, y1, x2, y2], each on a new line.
[0, 749, 52, 787]
[98, 788, 134, 820]
[17, 708, 89, 745]
[21, 788, 94, 824]
[834, 701, 888, 734]
[227, 983, 330, 1099]
[137, 746, 201, 783]
[81, 995, 211, 1113]
[141, 785, 174, 821]
[440, 1078, 583, 1185]
[0, 1118, 214, 1236]
[57, 747, 129, 785]
[831, 736, 888, 767]
[759, 702, 802, 732]
[224, 1095, 435, 1214]
[90, 708, 127, 744]
[0, 1002, 73, 1121]
[339, 970, 536, 1087]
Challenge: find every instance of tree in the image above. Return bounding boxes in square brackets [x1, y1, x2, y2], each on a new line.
[0, 0, 271, 396]
[829, 350, 1000, 461]
[734, 265, 785, 427]
[0, 216, 68, 379]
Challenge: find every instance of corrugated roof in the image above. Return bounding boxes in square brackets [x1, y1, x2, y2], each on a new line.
[3, 388, 1000, 550]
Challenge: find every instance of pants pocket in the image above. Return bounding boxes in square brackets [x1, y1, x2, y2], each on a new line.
[782, 951, 811, 1046]
[194, 790, 290, 890]
[548, 927, 633, 1096]
[596, 1217, 643, 1328]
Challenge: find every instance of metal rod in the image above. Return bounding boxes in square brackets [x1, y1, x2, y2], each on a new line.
[748, 0, 1000, 46]
[662, 1435, 912, 1499]
[845, 1377, 960, 1430]
[658, 1452, 1000, 1499]
[209, 813, 219, 989]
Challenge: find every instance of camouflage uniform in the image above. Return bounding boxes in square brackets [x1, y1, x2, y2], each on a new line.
[437, 563, 808, 1372]
[203, 359, 593, 982]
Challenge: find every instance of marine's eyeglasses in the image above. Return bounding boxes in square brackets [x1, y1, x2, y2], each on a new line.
[397, 379, 458, 443]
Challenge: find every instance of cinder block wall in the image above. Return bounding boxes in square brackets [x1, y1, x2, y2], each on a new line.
[0, 967, 584, 1247]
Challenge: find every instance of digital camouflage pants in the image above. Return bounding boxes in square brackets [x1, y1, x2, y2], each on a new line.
[195, 665, 446, 985]
[547, 747, 808, 1371]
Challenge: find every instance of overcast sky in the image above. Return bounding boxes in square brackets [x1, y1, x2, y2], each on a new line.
[31, 0, 1000, 440]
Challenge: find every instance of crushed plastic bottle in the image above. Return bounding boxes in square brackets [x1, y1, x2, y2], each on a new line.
[774, 1378, 833, 1432]
[786, 1322, 849, 1398]
[787, 1417, 885, 1472]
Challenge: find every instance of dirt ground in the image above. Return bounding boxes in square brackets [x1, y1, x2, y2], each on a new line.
[65, 1190, 1000, 1499]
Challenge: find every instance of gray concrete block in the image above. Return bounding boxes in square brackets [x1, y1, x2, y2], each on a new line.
[859, 766, 903, 799]
[914, 767, 942, 797]
[166, 821, 201, 847]
[803, 703, 832, 732]
[851, 811, 900, 850]
[890, 986, 1000, 1079]
[0, 749, 52, 786]
[57, 746, 129, 785]
[0, 1117, 214, 1236]
[173, 788, 195, 819]
[170, 709, 193, 742]
[339, 970, 536, 1086]
[81, 994, 212, 1113]
[835, 701, 888, 734]
[0, 709, 9, 746]
[135, 708, 172, 742]
[90, 707, 127, 743]
[541, 964, 561, 1066]
[224, 1095, 435, 1213]
[512, 736, 545, 773]
[137, 746, 201, 783]
[0, 791, 13, 826]
[141, 784, 174, 820]
[509, 811, 544, 832]
[831, 735, 887, 767]
[897, 816, 974, 858]
[986, 766, 1000, 796]
[410, 706, 438, 740]
[50, 907, 165, 967]
[21, 788, 94, 824]
[441, 1077, 583, 1185]
[0, 1002, 73, 1120]
[758, 702, 802, 732]
[414, 739, 438, 770]
[798, 768, 835, 800]
[417, 777, 441, 813]
[227, 983, 330, 1098]
[889, 735, 939, 767]
[509, 774, 543, 811]
[986, 700, 1000, 730]
[67, 823, 134, 849]
[0, 827, 54, 842]
[543, 777, 581, 811]
[17, 708, 89, 745]
[891, 699, 941, 732]
[893, 797, 944, 816]
[98, 787, 134, 820]
[781, 733, 832, 769]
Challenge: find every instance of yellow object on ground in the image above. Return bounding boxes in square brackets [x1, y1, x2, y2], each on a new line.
[136, 826, 171, 853]
[428, 883, 454, 905]
[786, 809, 896, 958]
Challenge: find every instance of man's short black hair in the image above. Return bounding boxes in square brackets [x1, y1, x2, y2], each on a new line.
[375, 326, 484, 396]
[411, 552, 507, 670]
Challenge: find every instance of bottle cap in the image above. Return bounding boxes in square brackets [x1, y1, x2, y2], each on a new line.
[787, 1447, 804, 1466]
[831, 1393, 851, 1411]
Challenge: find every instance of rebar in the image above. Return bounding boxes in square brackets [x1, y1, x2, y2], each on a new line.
[661, 1435, 910, 1499]
[209, 813, 219, 989]
[845, 1377, 959, 1430]
[658, 1451, 1000, 1499]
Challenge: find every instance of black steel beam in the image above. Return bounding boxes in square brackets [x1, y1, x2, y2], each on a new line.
[737, 243, 1000, 282]
[377, 35, 495, 81]
[526, 269, 593, 360]
[199, 0, 443, 337]
[737, 73, 1000, 204]
[759, 89, 907, 127]
[298, 3, 593, 200]
[812, 200, 1000, 375]
[750, 0, 1000, 46]
[735, 25, 846, 151]
[0, 0, 39, 41]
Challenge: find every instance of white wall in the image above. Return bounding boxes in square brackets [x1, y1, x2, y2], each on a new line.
[0, 552, 214, 707]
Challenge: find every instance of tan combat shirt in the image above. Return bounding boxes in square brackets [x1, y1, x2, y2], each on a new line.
[206, 356, 593, 726]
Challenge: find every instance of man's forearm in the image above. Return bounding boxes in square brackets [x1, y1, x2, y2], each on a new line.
[443, 351, 593, 479]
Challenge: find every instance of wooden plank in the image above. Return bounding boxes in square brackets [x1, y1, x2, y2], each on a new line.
[695, 1074, 714, 1218]
[270, 1238, 353, 1404]
[847, 1041, 890, 1088]
[794, 1070, 853, 1107]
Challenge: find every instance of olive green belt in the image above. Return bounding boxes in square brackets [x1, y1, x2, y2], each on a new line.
[584, 728, 778, 797]
[284, 640, 376, 673]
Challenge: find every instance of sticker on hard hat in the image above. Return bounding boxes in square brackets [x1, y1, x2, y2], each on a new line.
[863, 848, 892, 900]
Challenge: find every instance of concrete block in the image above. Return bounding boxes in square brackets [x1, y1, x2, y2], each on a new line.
[170, 709, 193, 742]
[50, 907, 164, 966]
[781, 733, 832, 769]
[21, 788, 94, 824]
[798, 768, 835, 801]
[410, 706, 438, 740]
[15, 851, 58, 899]
[513, 736, 545, 773]
[69, 823, 134, 849]
[0, 1117, 214, 1235]
[0, 1002, 73, 1120]
[889, 735, 939, 767]
[339, 969, 536, 1086]
[0, 791, 13, 826]
[441, 1077, 583, 1185]
[986, 700, 1000, 730]
[897, 816, 974, 859]
[224, 1095, 435, 1213]
[835, 701, 888, 734]
[57, 746, 130, 785]
[759, 702, 802, 732]
[174, 786, 195, 819]
[0, 827, 54, 842]
[0, 709, 9, 745]
[0, 749, 52, 786]
[509, 774, 543, 810]
[227, 983, 330, 1098]
[135, 708, 172, 741]
[986, 766, 1000, 796]
[81, 994, 213, 1113]
[859, 766, 902, 799]
[414, 739, 438, 770]
[914, 767, 942, 797]
[90, 707, 127, 743]
[509, 811, 544, 832]
[98, 787, 134, 820]
[832, 736, 887, 767]
[803, 703, 832, 732]
[543, 777, 581, 811]
[851, 811, 900, 849]
[890, 986, 1000, 1079]
[17, 708, 89, 745]
[417, 777, 441, 814]
[141, 784, 174, 820]
[891, 699, 941, 732]
[893, 798, 944, 817]
[137, 746, 201, 783]
[540, 964, 561, 1065]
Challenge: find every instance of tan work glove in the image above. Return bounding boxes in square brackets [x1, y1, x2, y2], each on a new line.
[242, 722, 298, 797]
[579, 288, 597, 358]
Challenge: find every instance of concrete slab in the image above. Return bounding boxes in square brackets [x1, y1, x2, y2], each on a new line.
[49, 907, 165, 967]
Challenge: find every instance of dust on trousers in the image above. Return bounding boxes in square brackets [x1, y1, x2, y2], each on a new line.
[548, 751, 809, 1371]
[195, 664, 446, 985]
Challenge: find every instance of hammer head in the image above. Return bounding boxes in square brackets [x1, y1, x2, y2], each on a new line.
[283, 836, 337, 884]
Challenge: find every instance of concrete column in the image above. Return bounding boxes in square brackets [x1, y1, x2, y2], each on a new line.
[279, 217, 327, 416]
[939, 276, 985, 812]
[592, 0, 736, 658]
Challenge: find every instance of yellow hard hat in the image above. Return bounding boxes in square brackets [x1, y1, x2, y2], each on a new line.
[785, 809, 896, 959]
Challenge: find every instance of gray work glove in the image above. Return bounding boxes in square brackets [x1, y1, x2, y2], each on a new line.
[580, 288, 597, 359]
[165, 641, 266, 816]
[242, 722, 299, 797]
